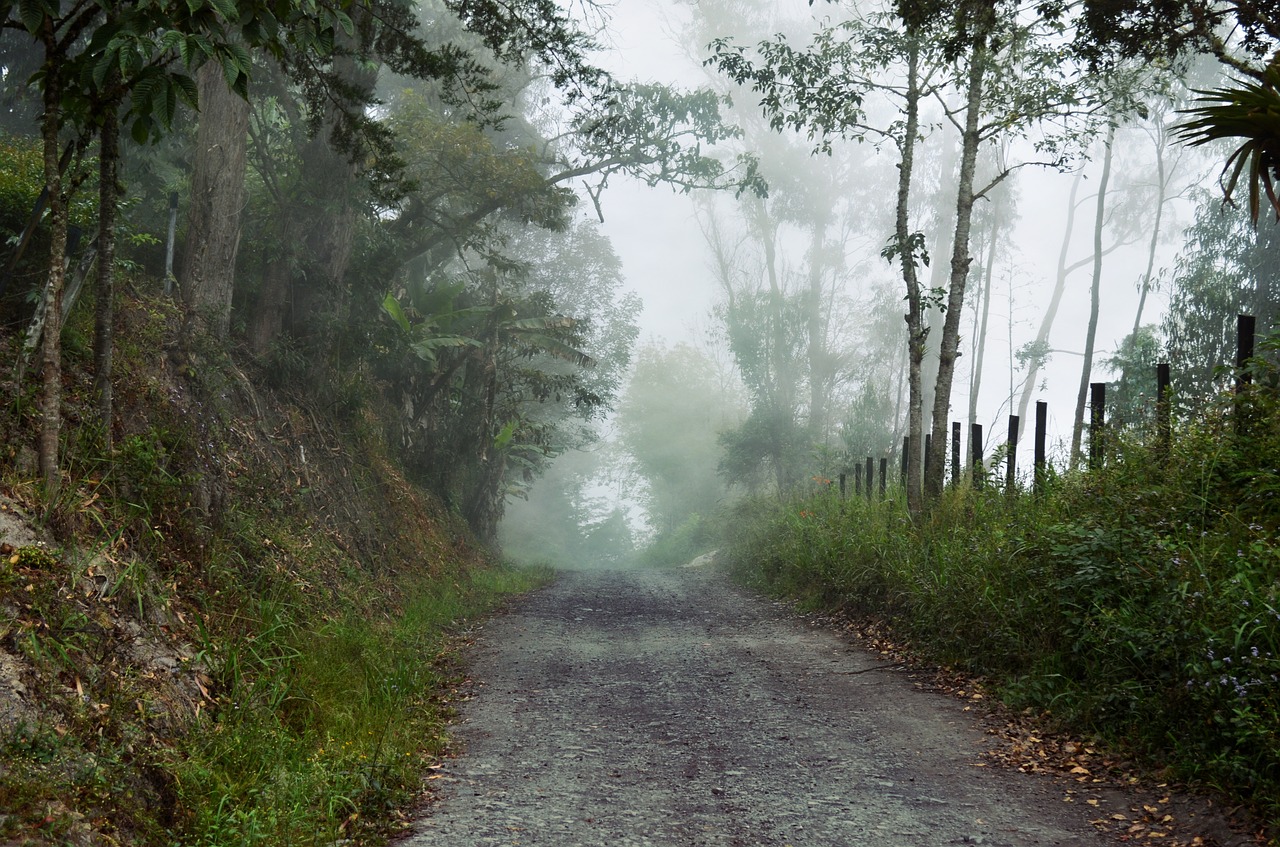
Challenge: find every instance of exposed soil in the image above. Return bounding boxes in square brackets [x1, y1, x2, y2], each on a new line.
[406, 565, 1258, 847]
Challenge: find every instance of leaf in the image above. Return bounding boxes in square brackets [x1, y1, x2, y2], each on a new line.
[17, 0, 49, 35]
[380, 293, 411, 333]
[172, 73, 199, 111]
[493, 419, 518, 452]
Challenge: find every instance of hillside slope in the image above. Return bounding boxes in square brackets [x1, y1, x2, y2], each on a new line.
[0, 292, 536, 845]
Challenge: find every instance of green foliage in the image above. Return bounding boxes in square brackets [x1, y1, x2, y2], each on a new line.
[723, 376, 1280, 827]
[1162, 193, 1280, 404]
[1176, 68, 1280, 223]
[636, 513, 715, 569]
[1103, 325, 1163, 430]
[171, 563, 548, 847]
[618, 343, 744, 533]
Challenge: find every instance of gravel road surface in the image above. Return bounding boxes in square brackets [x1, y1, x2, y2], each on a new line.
[406, 566, 1119, 847]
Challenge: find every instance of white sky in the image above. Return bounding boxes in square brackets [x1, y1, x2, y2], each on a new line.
[582, 0, 1195, 463]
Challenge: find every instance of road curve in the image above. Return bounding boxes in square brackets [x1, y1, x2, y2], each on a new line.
[406, 566, 1113, 847]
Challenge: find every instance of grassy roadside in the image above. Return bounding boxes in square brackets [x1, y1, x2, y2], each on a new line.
[0, 292, 552, 845]
[169, 561, 550, 846]
[720, 393, 1280, 834]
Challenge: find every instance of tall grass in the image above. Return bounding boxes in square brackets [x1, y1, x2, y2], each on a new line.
[169, 564, 549, 846]
[723, 385, 1280, 828]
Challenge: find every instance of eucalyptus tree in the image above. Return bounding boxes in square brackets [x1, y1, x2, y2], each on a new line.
[710, 10, 944, 511]
[1062, 0, 1280, 217]
[710, 0, 1106, 505]
[1162, 190, 1280, 403]
[618, 342, 746, 535]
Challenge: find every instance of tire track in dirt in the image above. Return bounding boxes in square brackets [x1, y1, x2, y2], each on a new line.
[406, 566, 1116, 847]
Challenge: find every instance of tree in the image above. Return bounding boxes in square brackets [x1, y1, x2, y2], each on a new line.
[1070, 123, 1116, 465]
[618, 343, 745, 533]
[179, 56, 249, 339]
[1162, 190, 1280, 403]
[712, 0, 1106, 503]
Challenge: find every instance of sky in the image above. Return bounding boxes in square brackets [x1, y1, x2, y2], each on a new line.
[578, 0, 1192, 461]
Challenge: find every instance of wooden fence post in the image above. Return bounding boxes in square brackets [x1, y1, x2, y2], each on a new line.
[1035, 401, 1047, 493]
[901, 436, 909, 488]
[1089, 382, 1106, 470]
[839, 472, 847, 499]
[865, 457, 874, 501]
[1006, 415, 1019, 493]
[854, 463, 862, 496]
[1237, 314, 1256, 435]
[879, 457, 887, 498]
[924, 433, 932, 483]
[1237, 313, 1256, 391]
[951, 421, 961, 488]
[1156, 362, 1171, 461]
[971, 423, 983, 489]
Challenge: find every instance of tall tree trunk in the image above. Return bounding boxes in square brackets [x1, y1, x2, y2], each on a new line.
[1131, 128, 1167, 335]
[921, 130, 958, 439]
[1015, 174, 1082, 428]
[806, 218, 830, 445]
[926, 38, 987, 499]
[1071, 124, 1116, 464]
[94, 92, 120, 452]
[969, 192, 1001, 430]
[752, 199, 793, 495]
[36, 24, 67, 495]
[285, 50, 377, 376]
[896, 37, 926, 515]
[180, 59, 250, 340]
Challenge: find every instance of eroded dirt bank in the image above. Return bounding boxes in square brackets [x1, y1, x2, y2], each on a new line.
[407, 567, 1182, 847]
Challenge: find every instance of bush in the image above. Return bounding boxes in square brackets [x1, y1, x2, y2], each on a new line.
[722, 381, 1280, 828]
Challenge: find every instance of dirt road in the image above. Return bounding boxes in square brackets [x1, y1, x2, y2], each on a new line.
[407, 566, 1116, 846]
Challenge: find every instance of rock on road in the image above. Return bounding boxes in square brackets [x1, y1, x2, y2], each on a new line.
[407, 566, 1114, 847]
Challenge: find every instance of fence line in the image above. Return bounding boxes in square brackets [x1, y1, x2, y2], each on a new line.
[837, 313, 1262, 502]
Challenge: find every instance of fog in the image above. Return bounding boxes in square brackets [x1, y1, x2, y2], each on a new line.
[499, 0, 1255, 567]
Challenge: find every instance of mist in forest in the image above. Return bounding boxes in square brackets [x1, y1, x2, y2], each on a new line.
[1, 0, 1266, 569]
[502, 0, 1272, 567]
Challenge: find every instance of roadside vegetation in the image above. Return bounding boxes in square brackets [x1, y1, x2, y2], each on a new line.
[720, 364, 1280, 833]
[0, 294, 548, 844]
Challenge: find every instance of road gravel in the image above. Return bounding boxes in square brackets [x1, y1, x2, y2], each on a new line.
[406, 566, 1123, 847]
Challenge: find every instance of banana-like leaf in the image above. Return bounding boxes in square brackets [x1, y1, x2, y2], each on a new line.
[409, 335, 482, 365]
[381, 293, 411, 333]
[493, 419, 519, 452]
[1176, 68, 1280, 221]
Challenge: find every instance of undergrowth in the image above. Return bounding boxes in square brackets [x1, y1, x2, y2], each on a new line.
[0, 291, 550, 845]
[722, 377, 1280, 833]
[169, 561, 546, 847]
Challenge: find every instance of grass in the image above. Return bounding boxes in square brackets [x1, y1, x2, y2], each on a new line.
[169, 562, 550, 847]
[0, 292, 554, 845]
[720, 385, 1280, 833]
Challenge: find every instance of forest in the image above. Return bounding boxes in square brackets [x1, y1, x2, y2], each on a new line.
[1, 0, 1280, 841]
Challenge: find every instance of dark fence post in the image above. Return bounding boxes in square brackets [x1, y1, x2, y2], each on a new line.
[1034, 401, 1047, 494]
[839, 472, 847, 500]
[1237, 314, 1256, 435]
[1006, 415, 1019, 493]
[1237, 313, 1256, 391]
[951, 421, 961, 488]
[879, 458, 887, 498]
[901, 436, 909, 488]
[854, 463, 862, 496]
[1089, 382, 1106, 470]
[1156, 362, 1171, 461]
[865, 457, 874, 501]
[971, 423, 983, 489]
